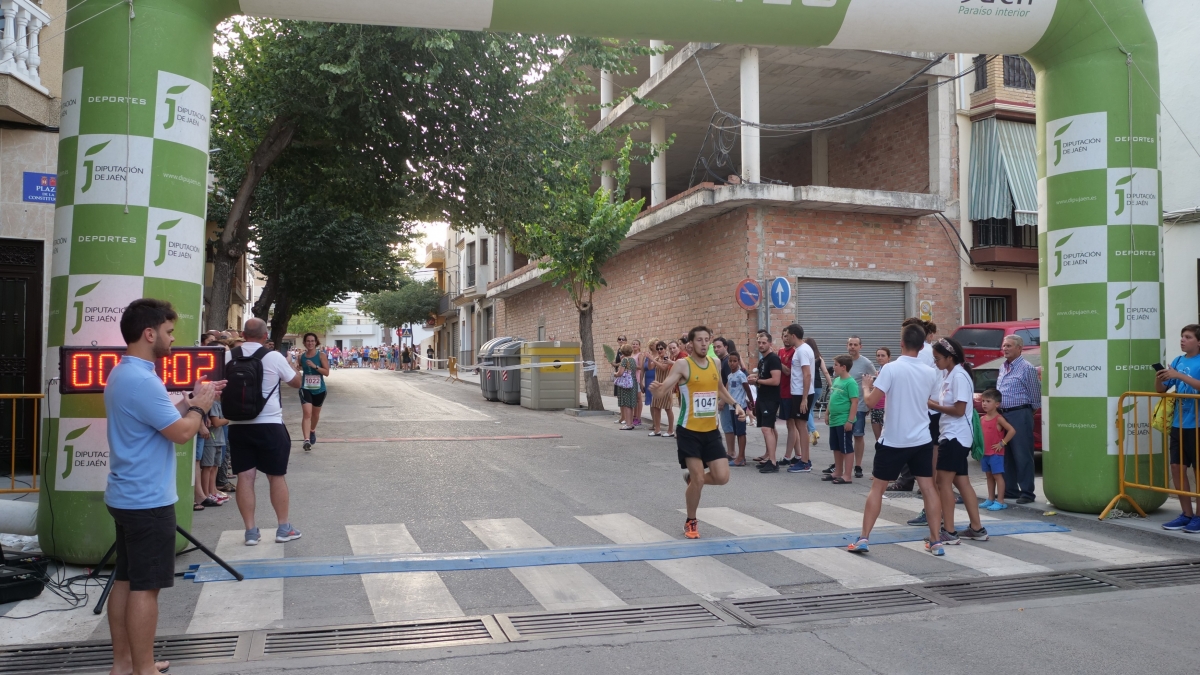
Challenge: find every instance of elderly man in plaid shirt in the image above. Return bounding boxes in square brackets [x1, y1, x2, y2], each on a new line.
[996, 334, 1041, 504]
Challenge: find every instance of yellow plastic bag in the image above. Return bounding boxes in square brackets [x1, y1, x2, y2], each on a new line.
[1152, 395, 1175, 433]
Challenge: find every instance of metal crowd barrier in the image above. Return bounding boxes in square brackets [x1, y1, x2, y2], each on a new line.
[1100, 391, 1200, 520]
[0, 393, 43, 494]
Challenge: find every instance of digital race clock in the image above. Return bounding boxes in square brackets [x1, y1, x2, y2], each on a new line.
[59, 346, 225, 394]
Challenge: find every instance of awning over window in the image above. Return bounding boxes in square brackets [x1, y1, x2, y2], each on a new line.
[968, 118, 1038, 227]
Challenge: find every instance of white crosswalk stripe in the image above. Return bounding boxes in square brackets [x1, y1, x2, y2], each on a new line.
[779, 501, 1049, 576]
[463, 518, 625, 611]
[0, 566, 106, 646]
[778, 501, 901, 529]
[691, 507, 921, 589]
[576, 513, 777, 601]
[187, 530, 284, 634]
[346, 524, 464, 621]
[883, 499, 1171, 564]
[1006, 532, 1170, 565]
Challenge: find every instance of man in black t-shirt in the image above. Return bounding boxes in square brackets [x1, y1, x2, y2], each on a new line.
[747, 331, 783, 472]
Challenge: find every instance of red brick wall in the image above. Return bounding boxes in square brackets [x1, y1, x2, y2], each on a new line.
[758, 93, 930, 194]
[495, 200, 963, 391]
[828, 93, 929, 193]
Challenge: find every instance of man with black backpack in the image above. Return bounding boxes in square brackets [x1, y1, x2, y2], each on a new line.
[224, 318, 304, 546]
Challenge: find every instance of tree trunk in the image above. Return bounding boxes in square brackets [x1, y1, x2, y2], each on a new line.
[206, 204, 251, 331]
[205, 114, 296, 331]
[578, 301, 604, 411]
[268, 284, 291, 351]
[251, 272, 277, 321]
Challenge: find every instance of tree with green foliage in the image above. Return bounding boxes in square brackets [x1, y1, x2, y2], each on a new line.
[357, 280, 442, 334]
[287, 306, 343, 337]
[207, 21, 560, 332]
[517, 140, 644, 410]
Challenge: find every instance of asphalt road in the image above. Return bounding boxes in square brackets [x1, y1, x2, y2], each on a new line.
[5, 366, 1199, 673]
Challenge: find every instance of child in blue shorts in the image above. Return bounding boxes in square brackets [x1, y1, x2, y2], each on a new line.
[724, 353, 750, 465]
[823, 355, 859, 484]
[979, 388, 1016, 510]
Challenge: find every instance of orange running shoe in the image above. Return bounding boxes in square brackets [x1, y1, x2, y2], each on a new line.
[684, 518, 700, 539]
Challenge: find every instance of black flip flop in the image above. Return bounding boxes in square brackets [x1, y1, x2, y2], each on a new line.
[832, 478, 852, 485]
[821, 474, 836, 482]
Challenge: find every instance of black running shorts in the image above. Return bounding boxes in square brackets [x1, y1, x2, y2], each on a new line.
[676, 426, 728, 469]
[936, 437, 971, 476]
[107, 505, 176, 591]
[872, 441, 933, 481]
[229, 423, 292, 476]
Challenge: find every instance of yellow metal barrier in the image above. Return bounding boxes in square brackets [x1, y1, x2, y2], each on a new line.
[0, 393, 43, 494]
[1100, 391, 1200, 520]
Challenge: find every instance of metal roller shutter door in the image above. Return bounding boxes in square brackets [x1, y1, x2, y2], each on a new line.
[795, 278, 906, 360]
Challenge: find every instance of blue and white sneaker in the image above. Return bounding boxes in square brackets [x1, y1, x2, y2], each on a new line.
[787, 460, 812, 473]
[245, 527, 260, 546]
[276, 524, 303, 543]
[925, 539, 945, 557]
[1185, 516, 1200, 534]
[1162, 513, 1192, 531]
[847, 538, 869, 553]
[907, 511, 928, 526]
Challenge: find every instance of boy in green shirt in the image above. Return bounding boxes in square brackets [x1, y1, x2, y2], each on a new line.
[822, 355, 860, 484]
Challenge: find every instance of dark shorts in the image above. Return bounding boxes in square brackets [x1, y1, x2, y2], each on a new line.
[1170, 427, 1199, 468]
[721, 408, 747, 437]
[107, 505, 176, 592]
[777, 397, 794, 421]
[789, 393, 816, 422]
[870, 408, 885, 425]
[299, 389, 327, 407]
[937, 437, 971, 476]
[829, 426, 854, 454]
[756, 399, 779, 428]
[676, 426, 728, 469]
[229, 423, 292, 476]
[873, 441, 934, 481]
[928, 413, 941, 444]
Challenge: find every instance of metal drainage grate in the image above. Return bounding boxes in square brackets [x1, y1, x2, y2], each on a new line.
[497, 602, 728, 641]
[723, 588, 934, 627]
[258, 617, 497, 657]
[923, 573, 1114, 604]
[0, 633, 241, 675]
[1096, 558, 1200, 588]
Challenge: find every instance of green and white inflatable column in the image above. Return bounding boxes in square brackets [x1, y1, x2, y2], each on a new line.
[40, 0, 234, 564]
[1028, 0, 1166, 513]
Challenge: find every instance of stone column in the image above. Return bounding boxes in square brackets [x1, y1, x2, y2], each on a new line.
[811, 130, 829, 186]
[649, 39, 665, 75]
[25, 17, 40, 84]
[740, 47, 760, 184]
[650, 117, 667, 205]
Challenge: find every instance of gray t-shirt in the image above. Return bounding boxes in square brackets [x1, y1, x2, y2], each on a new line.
[849, 355, 877, 412]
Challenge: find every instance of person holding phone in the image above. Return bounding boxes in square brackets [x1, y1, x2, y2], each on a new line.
[1156, 324, 1200, 533]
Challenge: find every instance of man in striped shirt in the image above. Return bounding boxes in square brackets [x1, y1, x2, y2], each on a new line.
[996, 335, 1041, 504]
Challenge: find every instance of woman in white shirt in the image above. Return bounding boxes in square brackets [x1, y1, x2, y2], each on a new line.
[928, 337, 988, 544]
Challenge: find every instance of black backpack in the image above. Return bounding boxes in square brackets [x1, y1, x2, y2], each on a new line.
[221, 346, 279, 421]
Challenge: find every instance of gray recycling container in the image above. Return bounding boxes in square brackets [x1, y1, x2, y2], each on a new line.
[520, 341, 581, 410]
[477, 337, 513, 402]
[495, 339, 525, 404]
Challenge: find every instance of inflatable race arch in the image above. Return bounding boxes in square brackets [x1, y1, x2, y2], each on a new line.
[42, 0, 1162, 562]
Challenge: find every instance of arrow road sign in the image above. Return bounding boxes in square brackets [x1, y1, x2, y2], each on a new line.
[736, 279, 762, 311]
[770, 277, 791, 309]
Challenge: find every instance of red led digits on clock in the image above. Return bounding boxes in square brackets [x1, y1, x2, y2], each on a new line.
[60, 347, 225, 394]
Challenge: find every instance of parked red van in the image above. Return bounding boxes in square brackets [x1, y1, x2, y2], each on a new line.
[951, 320, 1040, 367]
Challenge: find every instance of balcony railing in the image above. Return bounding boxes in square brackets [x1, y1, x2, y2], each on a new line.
[0, 0, 51, 94]
[436, 292, 452, 316]
[973, 219, 1037, 249]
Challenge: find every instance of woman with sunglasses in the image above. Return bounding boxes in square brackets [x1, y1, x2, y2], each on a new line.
[648, 341, 676, 436]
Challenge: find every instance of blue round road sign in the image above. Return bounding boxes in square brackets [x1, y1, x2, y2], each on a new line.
[770, 277, 792, 309]
[735, 278, 762, 311]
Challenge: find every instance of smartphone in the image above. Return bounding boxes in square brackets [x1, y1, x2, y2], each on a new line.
[1152, 363, 1165, 372]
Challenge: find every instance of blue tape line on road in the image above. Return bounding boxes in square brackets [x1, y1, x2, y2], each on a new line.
[186, 520, 1069, 583]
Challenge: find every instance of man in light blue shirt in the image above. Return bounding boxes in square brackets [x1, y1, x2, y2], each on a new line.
[104, 299, 219, 675]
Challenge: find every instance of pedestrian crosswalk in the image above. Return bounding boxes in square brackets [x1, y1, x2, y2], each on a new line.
[5, 501, 1176, 645]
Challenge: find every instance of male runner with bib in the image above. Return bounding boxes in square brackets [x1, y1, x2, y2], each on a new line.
[651, 326, 747, 539]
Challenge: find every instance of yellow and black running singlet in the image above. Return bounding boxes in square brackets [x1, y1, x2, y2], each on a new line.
[678, 355, 719, 433]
